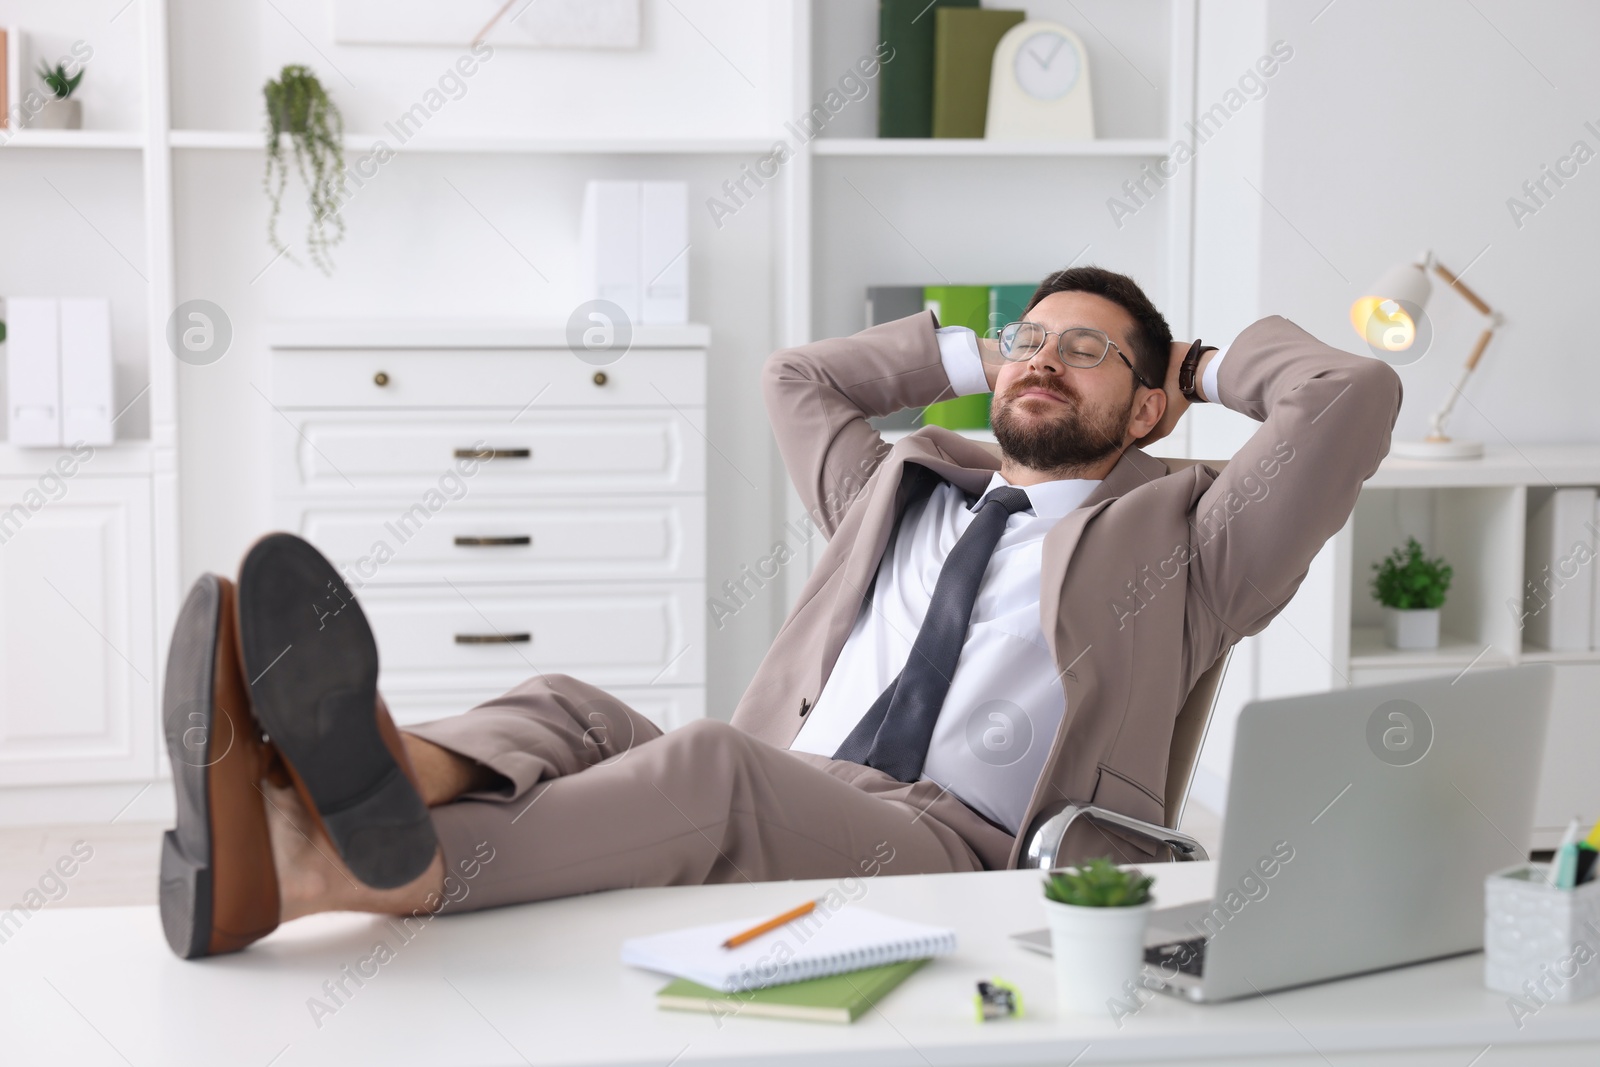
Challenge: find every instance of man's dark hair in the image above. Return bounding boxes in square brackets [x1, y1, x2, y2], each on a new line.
[1026, 266, 1173, 391]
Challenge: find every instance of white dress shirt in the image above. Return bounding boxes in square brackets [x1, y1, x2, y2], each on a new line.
[789, 325, 1227, 835]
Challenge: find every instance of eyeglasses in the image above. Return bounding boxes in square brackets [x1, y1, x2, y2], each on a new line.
[995, 321, 1156, 390]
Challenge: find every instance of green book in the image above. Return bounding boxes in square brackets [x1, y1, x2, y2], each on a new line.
[877, 0, 979, 138]
[989, 283, 1036, 337]
[656, 959, 928, 1025]
[931, 8, 1027, 138]
[921, 284, 991, 429]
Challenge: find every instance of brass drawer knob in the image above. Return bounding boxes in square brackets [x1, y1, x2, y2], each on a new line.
[374, 371, 390, 387]
[593, 371, 608, 386]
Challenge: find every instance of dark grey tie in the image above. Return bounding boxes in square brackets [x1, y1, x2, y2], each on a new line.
[831, 485, 1033, 782]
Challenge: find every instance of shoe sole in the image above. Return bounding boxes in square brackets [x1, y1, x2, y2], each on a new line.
[159, 575, 222, 960]
[237, 533, 437, 889]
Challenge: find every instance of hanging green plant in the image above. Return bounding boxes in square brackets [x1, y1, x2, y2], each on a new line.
[263, 64, 346, 275]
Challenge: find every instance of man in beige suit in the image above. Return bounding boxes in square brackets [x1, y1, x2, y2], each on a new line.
[160, 266, 1401, 958]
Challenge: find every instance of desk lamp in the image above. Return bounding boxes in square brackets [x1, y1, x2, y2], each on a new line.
[1349, 250, 1502, 460]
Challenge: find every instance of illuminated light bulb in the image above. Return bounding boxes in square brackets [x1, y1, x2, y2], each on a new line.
[1350, 295, 1418, 352]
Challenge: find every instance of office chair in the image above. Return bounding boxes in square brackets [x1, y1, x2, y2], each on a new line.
[1020, 644, 1234, 868]
[1009, 455, 1235, 870]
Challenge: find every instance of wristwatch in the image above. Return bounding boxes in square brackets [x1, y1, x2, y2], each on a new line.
[1178, 339, 1219, 403]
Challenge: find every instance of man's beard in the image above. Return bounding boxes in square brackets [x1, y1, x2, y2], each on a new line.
[990, 376, 1133, 475]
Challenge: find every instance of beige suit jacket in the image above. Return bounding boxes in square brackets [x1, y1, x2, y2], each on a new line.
[729, 310, 1403, 869]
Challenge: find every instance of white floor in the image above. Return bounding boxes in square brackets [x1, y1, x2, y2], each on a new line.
[0, 803, 1224, 910]
[0, 820, 166, 909]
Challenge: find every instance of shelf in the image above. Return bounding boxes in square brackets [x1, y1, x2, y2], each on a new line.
[0, 440, 154, 477]
[0, 129, 145, 150]
[168, 130, 775, 154]
[811, 137, 1170, 157]
[1367, 444, 1600, 488]
[1520, 644, 1600, 665]
[1348, 625, 1512, 669]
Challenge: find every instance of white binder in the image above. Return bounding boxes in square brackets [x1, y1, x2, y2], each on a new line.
[5, 297, 61, 447]
[1523, 487, 1597, 652]
[640, 180, 687, 325]
[60, 298, 114, 446]
[579, 180, 641, 323]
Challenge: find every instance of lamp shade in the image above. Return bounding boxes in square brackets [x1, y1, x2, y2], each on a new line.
[1350, 260, 1432, 352]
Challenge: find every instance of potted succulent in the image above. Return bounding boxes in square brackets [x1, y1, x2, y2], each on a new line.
[1041, 857, 1156, 1014]
[1370, 535, 1452, 650]
[31, 60, 84, 130]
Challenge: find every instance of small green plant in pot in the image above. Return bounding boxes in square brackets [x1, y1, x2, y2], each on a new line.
[32, 60, 85, 130]
[1370, 535, 1452, 650]
[1041, 858, 1156, 1014]
[263, 64, 346, 275]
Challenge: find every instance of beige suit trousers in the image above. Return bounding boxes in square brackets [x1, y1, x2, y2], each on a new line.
[403, 674, 1017, 912]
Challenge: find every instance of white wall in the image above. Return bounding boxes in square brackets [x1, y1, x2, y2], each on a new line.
[1259, 0, 1600, 447]
[1189, 0, 1600, 814]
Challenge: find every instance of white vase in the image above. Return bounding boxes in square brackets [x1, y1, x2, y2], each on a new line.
[1382, 605, 1440, 650]
[28, 98, 82, 130]
[1042, 896, 1153, 1015]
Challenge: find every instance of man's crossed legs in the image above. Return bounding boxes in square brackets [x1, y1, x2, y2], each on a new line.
[161, 534, 1015, 958]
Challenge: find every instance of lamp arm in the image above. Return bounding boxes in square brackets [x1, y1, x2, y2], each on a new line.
[1430, 260, 1495, 318]
[1421, 258, 1500, 442]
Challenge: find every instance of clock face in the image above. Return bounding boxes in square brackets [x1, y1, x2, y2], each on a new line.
[1013, 31, 1081, 100]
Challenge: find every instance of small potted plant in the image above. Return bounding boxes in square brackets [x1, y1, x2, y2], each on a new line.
[263, 64, 346, 274]
[32, 60, 84, 130]
[1370, 535, 1452, 650]
[1041, 857, 1155, 1014]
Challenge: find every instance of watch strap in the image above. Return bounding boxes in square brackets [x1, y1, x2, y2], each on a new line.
[1179, 340, 1219, 403]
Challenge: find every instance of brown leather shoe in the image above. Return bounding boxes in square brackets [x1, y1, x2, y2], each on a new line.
[159, 575, 281, 959]
[236, 533, 438, 890]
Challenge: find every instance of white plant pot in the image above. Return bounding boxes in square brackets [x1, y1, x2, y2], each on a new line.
[28, 98, 82, 130]
[1042, 896, 1153, 1015]
[1382, 605, 1441, 650]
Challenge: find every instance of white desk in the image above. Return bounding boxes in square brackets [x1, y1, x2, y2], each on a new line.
[5, 862, 1600, 1066]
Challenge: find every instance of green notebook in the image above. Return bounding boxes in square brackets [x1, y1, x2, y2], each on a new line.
[931, 8, 1027, 138]
[877, 0, 979, 138]
[656, 958, 928, 1024]
[921, 284, 991, 429]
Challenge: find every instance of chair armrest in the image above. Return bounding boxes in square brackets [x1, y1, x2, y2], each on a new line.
[1022, 800, 1209, 869]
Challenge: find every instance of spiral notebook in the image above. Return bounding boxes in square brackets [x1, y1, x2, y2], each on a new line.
[621, 906, 956, 993]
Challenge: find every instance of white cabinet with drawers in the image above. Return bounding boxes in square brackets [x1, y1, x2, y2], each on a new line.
[266, 321, 709, 733]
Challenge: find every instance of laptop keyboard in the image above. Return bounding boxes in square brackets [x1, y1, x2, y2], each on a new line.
[1144, 937, 1207, 977]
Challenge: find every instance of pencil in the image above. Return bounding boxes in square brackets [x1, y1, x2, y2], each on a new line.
[721, 899, 818, 949]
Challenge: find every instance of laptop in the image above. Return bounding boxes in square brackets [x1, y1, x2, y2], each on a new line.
[1012, 662, 1555, 1003]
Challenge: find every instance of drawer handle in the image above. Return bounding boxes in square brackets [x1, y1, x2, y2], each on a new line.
[454, 535, 532, 547]
[593, 371, 608, 386]
[454, 447, 531, 460]
[454, 633, 531, 645]
[373, 371, 390, 387]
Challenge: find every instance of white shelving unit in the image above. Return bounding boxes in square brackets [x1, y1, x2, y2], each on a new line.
[0, 0, 177, 817]
[1240, 444, 1600, 850]
[781, 0, 1196, 600]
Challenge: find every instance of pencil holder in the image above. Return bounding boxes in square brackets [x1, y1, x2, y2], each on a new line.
[1483, 862, 1600, 1003]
